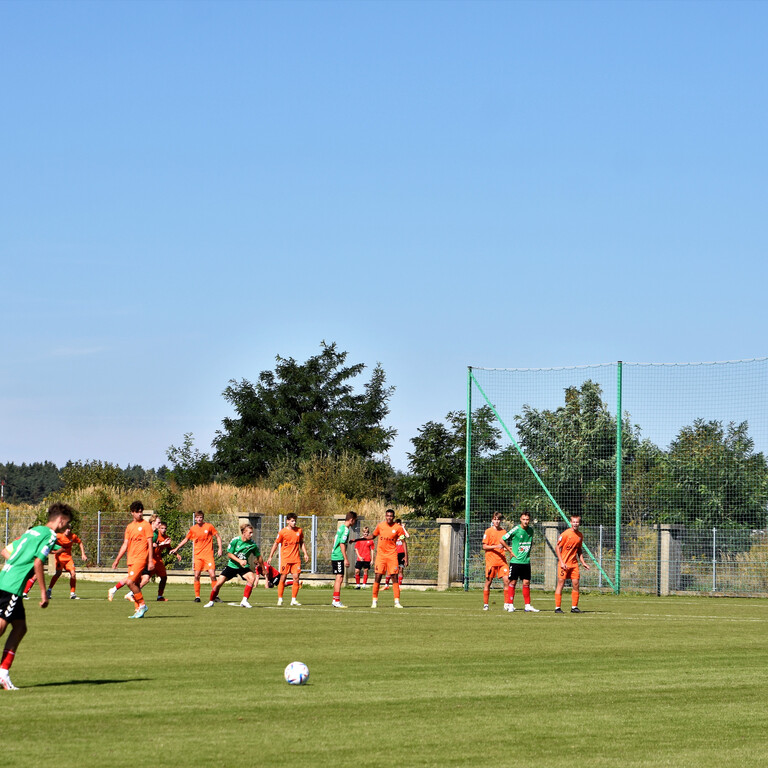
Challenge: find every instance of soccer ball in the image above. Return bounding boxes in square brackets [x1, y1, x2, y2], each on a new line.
[284, 661, 310, 685]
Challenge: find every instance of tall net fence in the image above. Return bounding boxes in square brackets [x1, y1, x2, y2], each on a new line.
[467, 358, 768, 594]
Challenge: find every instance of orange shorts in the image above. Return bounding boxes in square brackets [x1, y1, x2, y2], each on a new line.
[127, 559, 148, 581]
[375, 556, 400, 576]
[558, 564, 580, 581]
[280, 562, 301, 576]
[150, 560, 167, 578]
[486, 563, 509, 580]
[194, 556, 216, 572]
[55, 558, 76, 575]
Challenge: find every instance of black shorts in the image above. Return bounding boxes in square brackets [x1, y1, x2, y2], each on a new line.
[221, 565, 251, 580]
[0, 590, 25, 622]
[355, 560, 371, 570]
[331, 560, 345, 576]
[509, 563, 532, 581]
[397, 552, 405, 567]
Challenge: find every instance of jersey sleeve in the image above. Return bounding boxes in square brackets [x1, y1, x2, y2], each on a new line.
[373, 524, 381, 538]
[35, 531, 57, 560]
[209, 524, 219, 537]
[73, 534, 82, 544]
[227, 537, 238, 556]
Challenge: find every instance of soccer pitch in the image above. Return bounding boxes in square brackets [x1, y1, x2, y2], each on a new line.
[6, 584, 768, 767]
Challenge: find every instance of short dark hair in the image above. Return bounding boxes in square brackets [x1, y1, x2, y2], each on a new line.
[395, 518, 402, 524]
[492, 511, 503, 520]
[286, 512, 297, 522]
[194, 509, 204, 517]
[129, 501, 144, 513]
[385, 508, 395, 515]
[570, 514, 581, 521]
[48, 502, 75, 522]
[345, 511, 357, 522]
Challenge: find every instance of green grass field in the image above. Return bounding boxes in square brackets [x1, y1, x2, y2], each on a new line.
[5, 582, 768, 767]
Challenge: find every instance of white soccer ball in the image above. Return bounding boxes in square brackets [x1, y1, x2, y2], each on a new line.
[284, 661, 309, 685]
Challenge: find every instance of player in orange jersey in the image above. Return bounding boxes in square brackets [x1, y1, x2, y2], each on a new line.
[266, 513, 309, 607]
[170, 511, 223, 602]
[109, 501, 154, 619]
[482, 512, 513, 611]
[555, 514, 590, 614]
[46, 524, 87, 600]
[368, 509, 407, 608]
[128, 519, 174, 603]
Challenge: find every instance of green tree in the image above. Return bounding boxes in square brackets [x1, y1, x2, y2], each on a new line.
[166, 433, 216, 488]
[660, 419, 768, 528]
[60, 460, 127, 491]
[404, 407, 501, 518]
[212, 342, 395, 483]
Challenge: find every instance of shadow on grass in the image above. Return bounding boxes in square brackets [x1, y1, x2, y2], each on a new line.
[28, 677, 151, 688]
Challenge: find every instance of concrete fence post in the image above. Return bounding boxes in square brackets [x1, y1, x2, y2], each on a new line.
[657, 524, 683, 595]
[542, 521, 561, 591]
[437, 518, 465, 591]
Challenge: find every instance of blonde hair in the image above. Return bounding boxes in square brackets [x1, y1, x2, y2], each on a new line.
[240, 523, 254, 534]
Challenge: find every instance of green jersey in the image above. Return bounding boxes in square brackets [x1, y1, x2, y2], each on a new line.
[227, 536, 260, 567]
[0, 525, 57, 595]
[331, 524, 351, 561]
[503, 524, 534, 565]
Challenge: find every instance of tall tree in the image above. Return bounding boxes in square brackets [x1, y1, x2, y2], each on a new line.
[212, 342, 395, 482]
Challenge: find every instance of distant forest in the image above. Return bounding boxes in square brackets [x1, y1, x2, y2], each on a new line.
[0, 461, 168, 505]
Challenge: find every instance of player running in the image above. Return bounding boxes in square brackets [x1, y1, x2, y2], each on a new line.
[109, 501, 154, 619]
[330, 511, 357, 608]
[555, 514, 590, 614]
[353, 527, 374, 589]
[368, 509, 407, 609]
[482, 512, 512, 612]
[266, 513, 309, 607]
[170, 511, 223, 602]
[205, 523, 264, 608]
[128, 519, 174, 603]
[0, 502, 74, 690]
[46, 524, 87, 600]
[502, 511, 538, 612]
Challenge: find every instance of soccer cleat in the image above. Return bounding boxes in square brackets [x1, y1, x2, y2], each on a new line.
[382, 584, 390, 590]
[156, 596, 167, 602]
[203, 601, 215, 608]
[194, 597, 201, 603]
[0, 670, 19, 690]
[108, 586, 117, 601]
[277, 597, 283, 606]
[125, 593, 135, 602]
[554, 607, 564, 613]
[46, 588, 52, 599]
[361, 584, 368, 589]
[332, 601, 347, 609]
[133, 604, 149, 619]
[394, 600, 403, 609]
[354, 585, 361, 590]
[524, 604, 540, 612]
[570, 606, 582, 613]
[483, 604, 489, 611]
[70, 593, 79, 600]
[214, 597, 222, 603]
[22, 594, 29, 600]
[290, 599, 301, 606]
[240, 599, 252, 608]
[371, 599, 377, 608]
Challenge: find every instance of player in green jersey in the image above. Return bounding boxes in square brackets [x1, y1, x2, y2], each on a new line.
[0, 502, 74, 690]
[331, 511, 357, 608]
[204, 523, 264, 608]
[502, 512, 539, 613]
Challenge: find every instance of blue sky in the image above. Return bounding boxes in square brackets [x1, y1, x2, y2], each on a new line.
[2, 0, 767, 472]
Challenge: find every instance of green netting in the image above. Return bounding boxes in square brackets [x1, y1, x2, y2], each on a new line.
[466, 358, 768, 595]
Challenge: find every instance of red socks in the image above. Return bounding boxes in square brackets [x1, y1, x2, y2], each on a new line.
[1, 650, 15, 671]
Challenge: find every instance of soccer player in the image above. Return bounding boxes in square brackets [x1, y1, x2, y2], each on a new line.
[330, 511, 357, 608]
[502, 511, 539, 612]
[130, 519, 174, 602]
[0, 502, 74, 690]
[555, 514, 591, 613]
[170, 510, 223, 602]
[46, 524, 87, 600]
[369, 509, 407, 609]
[266, 513, 309, 606]
[353, 527, 374, 588]
[385, 518, 409, 589]
[109, 501, 154, 619]
[205, 523, 263, 608]
[482, 512, 512, 611]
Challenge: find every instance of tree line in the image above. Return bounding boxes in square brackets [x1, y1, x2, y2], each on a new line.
[4, 342, 767, 528]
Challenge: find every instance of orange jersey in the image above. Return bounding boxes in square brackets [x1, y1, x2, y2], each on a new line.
[373, 523, 406, 560]
[482, 527, 507, 567]
[186, 523, 219, 560]
[275, 526, 304, 565]
[125, 521, 153, 563]
[55, 532, 82, 560]
[557, 528, 584, 566]
[153, 533, 172, 559]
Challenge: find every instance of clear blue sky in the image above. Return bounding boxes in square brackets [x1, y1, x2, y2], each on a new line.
[2, 0, 767, 472]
